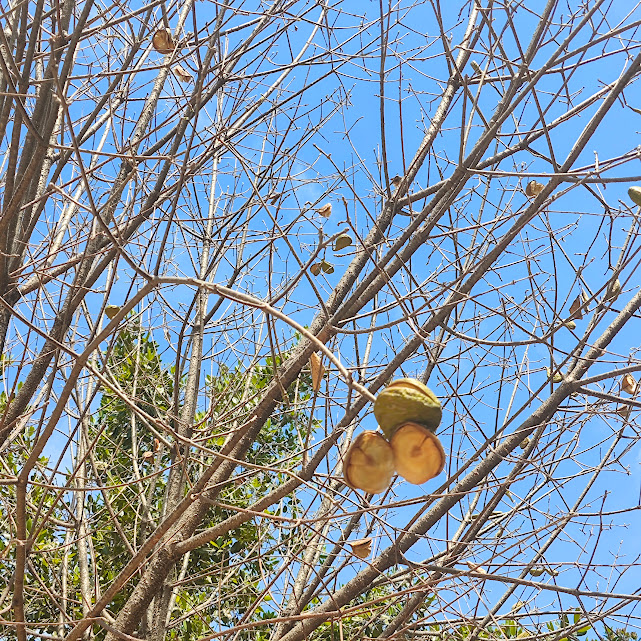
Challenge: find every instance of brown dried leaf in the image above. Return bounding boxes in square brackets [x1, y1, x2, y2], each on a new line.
[525, 180, 544, 197]
[569, 294, 583, 319]
[320, 260, 334, 274]
[349, 537, 372, 559]
[152, 29, 175, 54]
[315, 203, 332, 218]
[309, 352, 324, 393]
[173, 64, 192, 82]
[617, 405, 632, 420]
[310, 263, 322, 276]
[621, 374, 637, 395]
[142, 451, 154, 461]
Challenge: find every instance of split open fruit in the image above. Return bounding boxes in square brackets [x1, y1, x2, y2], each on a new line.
[343, 431, 395, 494]
[344, 378, 447, 492]
[389, 421, 446, 484]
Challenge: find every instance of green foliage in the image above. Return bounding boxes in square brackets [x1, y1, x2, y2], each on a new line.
[88, 329, 314, 639]
[0, 329, 315, 640]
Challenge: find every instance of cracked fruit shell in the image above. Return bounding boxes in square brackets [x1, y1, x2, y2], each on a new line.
[389, 422, 445, 484]
[374, 378, 442, 438]
[343, 431, 395, 494]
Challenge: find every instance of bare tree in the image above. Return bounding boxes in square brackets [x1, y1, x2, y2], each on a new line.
[1, 1, 640, 641]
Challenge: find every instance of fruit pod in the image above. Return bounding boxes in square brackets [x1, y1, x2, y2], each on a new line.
[343, 431, 395, 494]
[373, 378, 442, 439]
[389, 422, 445, 485]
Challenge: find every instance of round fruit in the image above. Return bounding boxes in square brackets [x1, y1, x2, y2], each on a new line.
[374, 378, 442, 438]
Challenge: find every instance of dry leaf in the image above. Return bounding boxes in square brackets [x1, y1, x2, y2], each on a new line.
[315, 203, 332, 218]
[605, 278, 621, 302]
[546, 367, 563, 383]
[466, 561, 487, 575]
[310, 263, 322, 276]
[154, 437, 161, 452]
[349, 537, 372, 559]
[621, 374, 637, 395]
[628, 186, 641, 206]
[142, 451, 154, 462]
[309, 352, 324, 393]
[105, 304, 120, 319]
[525, 180, 544, 197]
[617, 405, 631, 420]
[333, 234, 353, 252]
[320, 260, 334, 274]
[152, 29, 174, 54]
[569, 294, 583, 319]
[173, 64, 191, 82]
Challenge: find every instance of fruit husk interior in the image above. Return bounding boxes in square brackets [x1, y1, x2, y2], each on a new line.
[343, 431, 395, 494]
[389, 422, 445, 485]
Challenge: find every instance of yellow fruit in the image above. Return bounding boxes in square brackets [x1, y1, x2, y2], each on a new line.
[373, 378, 442, 438]
[389, 422, 445, 485]
[343, 431, 395, 494]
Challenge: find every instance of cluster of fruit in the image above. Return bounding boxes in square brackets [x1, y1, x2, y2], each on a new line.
[343, 379, 446, 494]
